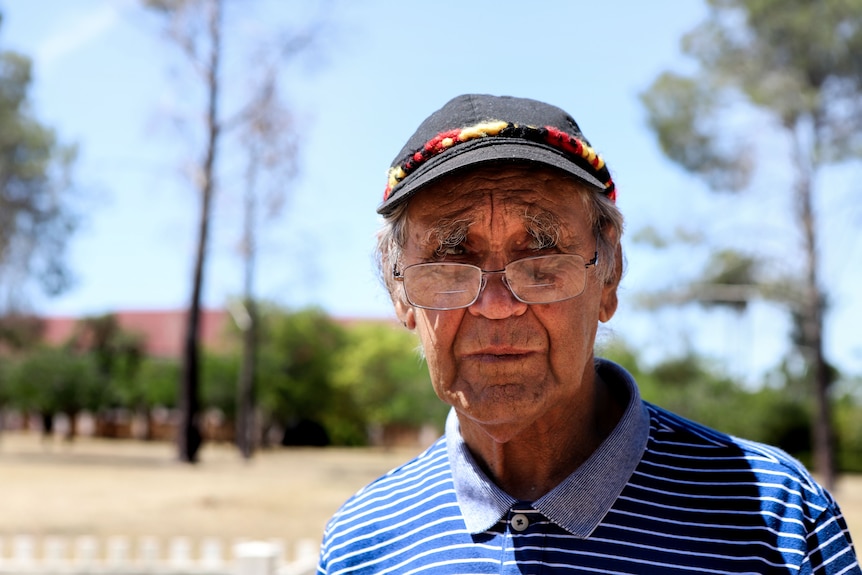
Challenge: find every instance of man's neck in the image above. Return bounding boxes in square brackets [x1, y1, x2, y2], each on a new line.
[458, 373, 624, 501]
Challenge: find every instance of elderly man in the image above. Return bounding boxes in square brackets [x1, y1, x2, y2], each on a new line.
[316, 94, 859, 574]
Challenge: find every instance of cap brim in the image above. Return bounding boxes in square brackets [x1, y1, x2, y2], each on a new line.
[377, 137, 606, 215]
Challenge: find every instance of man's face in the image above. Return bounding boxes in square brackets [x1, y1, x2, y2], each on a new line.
[395, 164, 620, 441]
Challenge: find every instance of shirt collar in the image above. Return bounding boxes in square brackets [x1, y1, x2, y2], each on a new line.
[445, 358, 650, 536]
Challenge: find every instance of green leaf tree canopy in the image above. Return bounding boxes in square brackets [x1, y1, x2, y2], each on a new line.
[643, 0, 862, 183]
[0, 13, 78, 308]
[253, 307, 348, 441]
[6, 347, 102, 437]
[333, 322, 447, 433]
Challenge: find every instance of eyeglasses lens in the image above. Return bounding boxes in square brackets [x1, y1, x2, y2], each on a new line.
[506, 254, 586, 303]
[402, 254, 587, 310]
[402, 263, 480, 309]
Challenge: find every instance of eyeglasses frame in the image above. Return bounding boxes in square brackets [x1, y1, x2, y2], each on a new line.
[393, 247, 599, 311]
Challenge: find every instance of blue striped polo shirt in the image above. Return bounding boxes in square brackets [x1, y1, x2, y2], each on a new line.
[317, 359, 859, 574]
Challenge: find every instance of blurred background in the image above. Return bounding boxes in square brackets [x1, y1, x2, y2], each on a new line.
[0, 0, 860, 562]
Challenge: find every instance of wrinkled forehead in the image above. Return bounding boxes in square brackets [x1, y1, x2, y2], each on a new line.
[403, 163, 591, 228]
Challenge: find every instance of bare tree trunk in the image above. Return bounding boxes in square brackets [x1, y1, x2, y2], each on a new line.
[236, 137, 260, 460]
[146, 0, 311, 461]
[178, 0, 222, 464]
[236, 297, 257, 458]
[812, 311, 834, 489]
[793, 125, 835, 489]
[40, 412, 54, 441]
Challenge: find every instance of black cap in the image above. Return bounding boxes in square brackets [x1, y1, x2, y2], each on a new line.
[377, 94, 615, 216]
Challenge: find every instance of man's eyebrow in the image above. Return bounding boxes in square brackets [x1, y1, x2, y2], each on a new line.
[423, 217, 473, 256]
[522, 209, 562, 249]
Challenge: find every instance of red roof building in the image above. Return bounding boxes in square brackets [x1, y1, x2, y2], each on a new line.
[39, 309, 233, 359]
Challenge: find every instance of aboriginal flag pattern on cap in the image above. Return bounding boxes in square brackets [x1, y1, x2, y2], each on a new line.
[378, 94, 616, 216]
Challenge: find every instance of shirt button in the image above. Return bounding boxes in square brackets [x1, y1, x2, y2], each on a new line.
[511, 513, 529, 532]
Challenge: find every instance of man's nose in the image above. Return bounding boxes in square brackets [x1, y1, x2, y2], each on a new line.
[468, 272, 528, 319]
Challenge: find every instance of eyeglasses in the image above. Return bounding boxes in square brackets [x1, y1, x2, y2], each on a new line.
[393, 251, 598, 310]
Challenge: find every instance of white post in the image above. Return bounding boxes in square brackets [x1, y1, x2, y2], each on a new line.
[169, 536, 192, 568]
[267, 538, 285, 566]
[107, 535, 130, 567]
[44, 536, 68, 567]
[139, 536, 161, 569]
[201, 537, 224, 569]
[12, 535, 34, 568]
[282, 538, 318, 575]
[233, 541, 279, 575]
[75, 536, 99, 568]
[295, 538, 318, 564]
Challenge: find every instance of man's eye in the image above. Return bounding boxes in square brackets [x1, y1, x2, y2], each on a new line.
[528, 270, 555, 283]
[438, 244, 467, 256]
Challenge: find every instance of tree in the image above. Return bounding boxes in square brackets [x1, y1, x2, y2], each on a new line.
[69, 314, 145, 382]
[640, 0, 862, 489]
[0, 13, 78, 311]
[114, 357, 179, 440]
[201, 351, 240, 423]
[7, 347, 102, 440]
[68, 313, 146, 438]
[142, 0, 317, 462]
[333, 322, 447, 443]
[256, 307, 348, 444]
[232, 50, 302, 459]
[0, 312, 44, 350]
[142, 0, 223, 463]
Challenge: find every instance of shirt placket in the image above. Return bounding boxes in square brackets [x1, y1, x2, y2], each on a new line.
[501, 503, 547, 575]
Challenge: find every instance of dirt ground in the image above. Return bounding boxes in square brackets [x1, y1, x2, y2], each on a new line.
[0, 432, 422, 556]
[2, 432, 861, 555]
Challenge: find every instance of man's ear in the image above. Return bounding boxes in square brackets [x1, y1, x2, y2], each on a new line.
[394, 299, 416, 330]
[599, 243, 623, 323]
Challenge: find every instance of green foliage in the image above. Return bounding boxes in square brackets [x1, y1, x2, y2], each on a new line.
[114, 349, 239, 420]
[599, 341, 816, 466]
[242, 306, 449, 446]
[0, 353, 10, 405]
[333, 322, 447, 432]
[248, 306, 355, 443]
[640, 72, 752, 191]
[6, 347, 104, 416]
[128, 357, 179, 409]
[61, 313, 149, 414]
[201, 352, 239, 418]
[833, 375, 862, 472]
[694, 0, 862, 143]
[702, 250, 759, 286]
[257, 307, 347, 421]
[0, 32, 78, 302]
[71, 314, 144, 378]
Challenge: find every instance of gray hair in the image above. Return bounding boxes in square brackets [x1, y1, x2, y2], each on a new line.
[375, 181, 624, 306]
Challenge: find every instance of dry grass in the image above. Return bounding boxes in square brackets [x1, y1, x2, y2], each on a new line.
[1, 432, 860, 550]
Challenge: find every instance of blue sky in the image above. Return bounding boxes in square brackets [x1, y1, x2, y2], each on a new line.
[2, 0, 860, 379]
